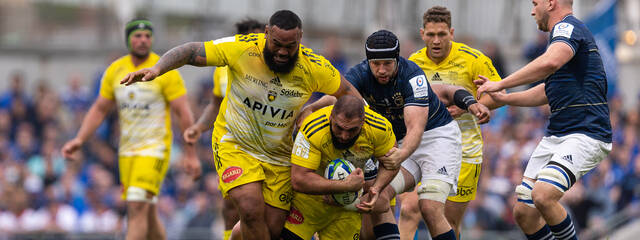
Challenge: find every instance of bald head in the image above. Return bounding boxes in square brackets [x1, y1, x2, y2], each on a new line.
[332, 95, 365, 120]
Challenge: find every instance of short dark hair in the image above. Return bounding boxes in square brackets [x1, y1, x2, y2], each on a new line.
[235, 18, 264, 34]
[332, 95, 364, 120]
[423, 6, 451, 28]
[269, 10, 302, 30]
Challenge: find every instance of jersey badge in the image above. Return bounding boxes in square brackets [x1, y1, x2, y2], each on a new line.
[410, 75, 429, 98]
[553, 23, 574, 39]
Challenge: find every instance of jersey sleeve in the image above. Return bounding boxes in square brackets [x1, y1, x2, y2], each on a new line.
[473, 54, 502, 82]
[98, 64, 116, 100]
[367, 113, 396, 157]
[402, 67, 430, 108]
[291, 131, 323, 170]
[212, 67, 225, 97]
[550, 22, 581, 55]
[305, 47, 341, 95]
[161, 69, 187, 101]
[344, 62, 366, 93]
[204, 34, 245, 67]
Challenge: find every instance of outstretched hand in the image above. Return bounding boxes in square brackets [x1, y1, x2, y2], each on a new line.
[474, 75, 502, 100]
[120, 67, 160, 86]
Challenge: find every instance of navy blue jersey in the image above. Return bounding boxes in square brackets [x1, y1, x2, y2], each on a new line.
[345, 57, 453, 141]
[545, 15, 612, 143]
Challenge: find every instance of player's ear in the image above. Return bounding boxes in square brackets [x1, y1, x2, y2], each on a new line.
[420, 28, 426, 41]
[264, 25, 270, 39]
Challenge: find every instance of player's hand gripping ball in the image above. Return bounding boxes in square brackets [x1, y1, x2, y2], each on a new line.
[324, 159, 363, 205]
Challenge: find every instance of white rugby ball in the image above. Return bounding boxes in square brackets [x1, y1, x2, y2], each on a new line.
[324, 158, 363, 205]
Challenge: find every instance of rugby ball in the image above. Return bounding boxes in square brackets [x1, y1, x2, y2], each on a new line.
[324, 158, 363, 205]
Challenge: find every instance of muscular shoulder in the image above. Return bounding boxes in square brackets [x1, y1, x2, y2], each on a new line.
[408, 47, 428, 66]
[453, 42, 489, 62]
[363, 108, 392, 133]
[300, 106, 332, 143]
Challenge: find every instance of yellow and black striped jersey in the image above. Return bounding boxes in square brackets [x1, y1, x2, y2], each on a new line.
[291, 106, 396, 174]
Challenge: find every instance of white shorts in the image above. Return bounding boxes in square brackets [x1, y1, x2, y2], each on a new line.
[401, 121, 462, 196]
[524, 133, 612, 188]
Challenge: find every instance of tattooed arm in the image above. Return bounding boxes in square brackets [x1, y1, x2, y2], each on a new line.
[121, 42, 207, 85]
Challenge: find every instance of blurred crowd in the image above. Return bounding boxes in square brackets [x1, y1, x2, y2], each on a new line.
[0, 35, 638, 240]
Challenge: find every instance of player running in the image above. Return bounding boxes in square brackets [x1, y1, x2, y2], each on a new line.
[281, 95, 397, 240]
[120, 10, 361, 240]
[62, 19, 201, 240]
[475, 0, 611, 239]
[402, 6, 504, 239]
[346, 30, 490, 240]
[182, 18, 264, 240]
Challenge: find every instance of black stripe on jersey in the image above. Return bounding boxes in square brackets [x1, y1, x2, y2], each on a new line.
[365, 119, 386, 131]
[304, 118, 329, 136]
[458, 49, 478, 58]
[365, 112, 385, 121]
[303, 114, 327, 133]
[307, 123, 329, 138]
[365, 116, 386, 126]
[460, 45, 480, 55]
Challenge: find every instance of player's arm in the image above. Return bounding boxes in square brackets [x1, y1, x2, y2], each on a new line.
[61, 96, 115, 159]
[121, 42, 209, 85]
[184, 94, 223, 144]
[291, 164, 364, 195]
[476, 42, 574, 96]
[170, 95, 202, 180]
[431, 84, 490, 124]
[486, 83, 548, 107]
[304, 75, 362, 112]
[377, 105, 428, 170]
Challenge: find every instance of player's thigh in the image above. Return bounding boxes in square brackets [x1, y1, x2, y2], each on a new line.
[523, 137, 556, 179]
[320, 211, 361, 240]
[122, 155, 170, 197]
[412, 121, 462, 194]
[261, 161, 293, 211]
[537, 134, 612, 191]
[283, 194, 332, 239]
[213, 141, 266, 199]
[447, 162, 481, 202]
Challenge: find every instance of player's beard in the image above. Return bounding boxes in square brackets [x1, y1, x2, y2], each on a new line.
[537, 11, 551, 32]
[330, 127, 360, 150]
[263, 45, 299, 73]
[131, 50, 149, 59]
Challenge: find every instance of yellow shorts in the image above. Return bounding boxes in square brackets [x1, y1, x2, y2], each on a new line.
[119, 155, 170, 199]
[447, 162, 481, 202]
[284, 193, 361, 239]
[213, 140, 292, 211]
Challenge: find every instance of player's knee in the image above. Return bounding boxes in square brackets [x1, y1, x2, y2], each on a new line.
[514, 179, 535, 208]
[513, 203, 534, 225]
[233, 196, 265, 224]
[531, 187, 559, 210]
[416, 179, 451, 204]
[399, 200, 420, 220]
[126, 186, 157, 204]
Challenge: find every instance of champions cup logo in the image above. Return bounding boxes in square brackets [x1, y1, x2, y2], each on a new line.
[221, 166, 243, 183]
[416, 75, 425, 86]
[128, 91, 135, 100]
[286, 207, 304, 224]
[268, 90, 278, 102]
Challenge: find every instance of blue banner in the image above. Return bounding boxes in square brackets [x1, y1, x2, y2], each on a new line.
[585, 0, 618, 97]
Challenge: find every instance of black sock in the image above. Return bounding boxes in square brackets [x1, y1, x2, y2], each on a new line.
[549, 214, 577, 240]
[373, 223, 400, 240]
[433, 229, 456, 240]
[525, 224, 553, 240]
